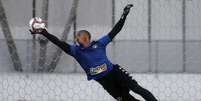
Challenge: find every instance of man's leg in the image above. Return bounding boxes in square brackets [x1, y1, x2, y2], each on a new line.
[120, 84, 140, 101]
[96, 80, 140, 101]
[96, 69, 140, 101]
[115, 65, 158, 101]
[123, 94, 140, 101]
[128, 81, 157, 101]
[121, 91, 140, 101]
[96, 76, 122, 100]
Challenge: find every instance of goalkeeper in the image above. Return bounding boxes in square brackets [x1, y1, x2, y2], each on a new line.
[30, 4, 157, 101]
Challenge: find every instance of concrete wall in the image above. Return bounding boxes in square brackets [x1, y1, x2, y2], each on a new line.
[0, 0, 201, 73]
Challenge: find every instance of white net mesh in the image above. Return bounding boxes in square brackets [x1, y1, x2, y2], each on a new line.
[0, 0, 201, 101]
[0, 73, 200, 101]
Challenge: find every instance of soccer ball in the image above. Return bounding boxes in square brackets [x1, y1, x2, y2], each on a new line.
[29, 17, 46, 32]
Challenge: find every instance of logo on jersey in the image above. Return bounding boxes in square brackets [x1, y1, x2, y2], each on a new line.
[92, 44, 98, 49]
[90, 64, 107, 75]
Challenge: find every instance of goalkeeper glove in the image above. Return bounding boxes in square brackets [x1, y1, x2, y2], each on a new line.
[121, 4, 133, 19]
[29, 17, 47, 35]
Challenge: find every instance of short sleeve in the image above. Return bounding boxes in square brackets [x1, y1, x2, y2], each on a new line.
[67, 45, 77, 57]
[97, 35, 111, 46]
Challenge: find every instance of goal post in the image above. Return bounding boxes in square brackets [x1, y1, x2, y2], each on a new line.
[0, 0, 201, 101]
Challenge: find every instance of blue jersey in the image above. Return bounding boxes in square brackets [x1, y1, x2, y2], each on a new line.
[68, 35, 113, 80]
[40, 15, 126, 80]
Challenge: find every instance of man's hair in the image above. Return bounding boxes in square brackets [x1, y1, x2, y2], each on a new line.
[77, 30, 91, 39]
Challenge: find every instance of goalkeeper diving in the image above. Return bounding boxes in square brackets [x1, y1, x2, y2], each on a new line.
[29, 4, 158, 101]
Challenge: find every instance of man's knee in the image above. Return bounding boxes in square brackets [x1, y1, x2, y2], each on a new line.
[116, 96, 140, 101]
[121, 95, 140, 101]
[121, 90, 140, 101]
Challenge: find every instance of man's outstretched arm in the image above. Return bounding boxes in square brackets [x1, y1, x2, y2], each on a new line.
[30, 29, 71, 54]
[108, 4, 133, 40]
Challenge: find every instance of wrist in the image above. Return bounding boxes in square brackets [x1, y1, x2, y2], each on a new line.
[40, 29, 48, 35]
[121, 14, 127, 20]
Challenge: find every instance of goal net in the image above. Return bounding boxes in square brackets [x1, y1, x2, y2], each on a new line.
[0, 0, 201, 101]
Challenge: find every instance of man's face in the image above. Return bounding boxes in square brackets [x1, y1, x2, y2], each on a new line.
[76, 32, 90, 47]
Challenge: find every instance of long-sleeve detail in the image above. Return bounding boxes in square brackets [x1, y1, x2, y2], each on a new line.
[41, 30, 71, 54]
[108, 16, 126, 40]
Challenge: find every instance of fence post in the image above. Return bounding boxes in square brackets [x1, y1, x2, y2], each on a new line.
[148, 0, 152, 72]
[182, 0, 186, 72]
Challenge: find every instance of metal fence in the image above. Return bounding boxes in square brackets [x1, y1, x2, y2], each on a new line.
[0, 0, 201, 73]
[0, 0, 201, 101]
[0, 39, 201, 73]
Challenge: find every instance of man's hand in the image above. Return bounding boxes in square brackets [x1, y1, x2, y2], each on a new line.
[122, 4, 133, 18]
[29, 29, 46, 35]
[29, 17, 47, 35]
